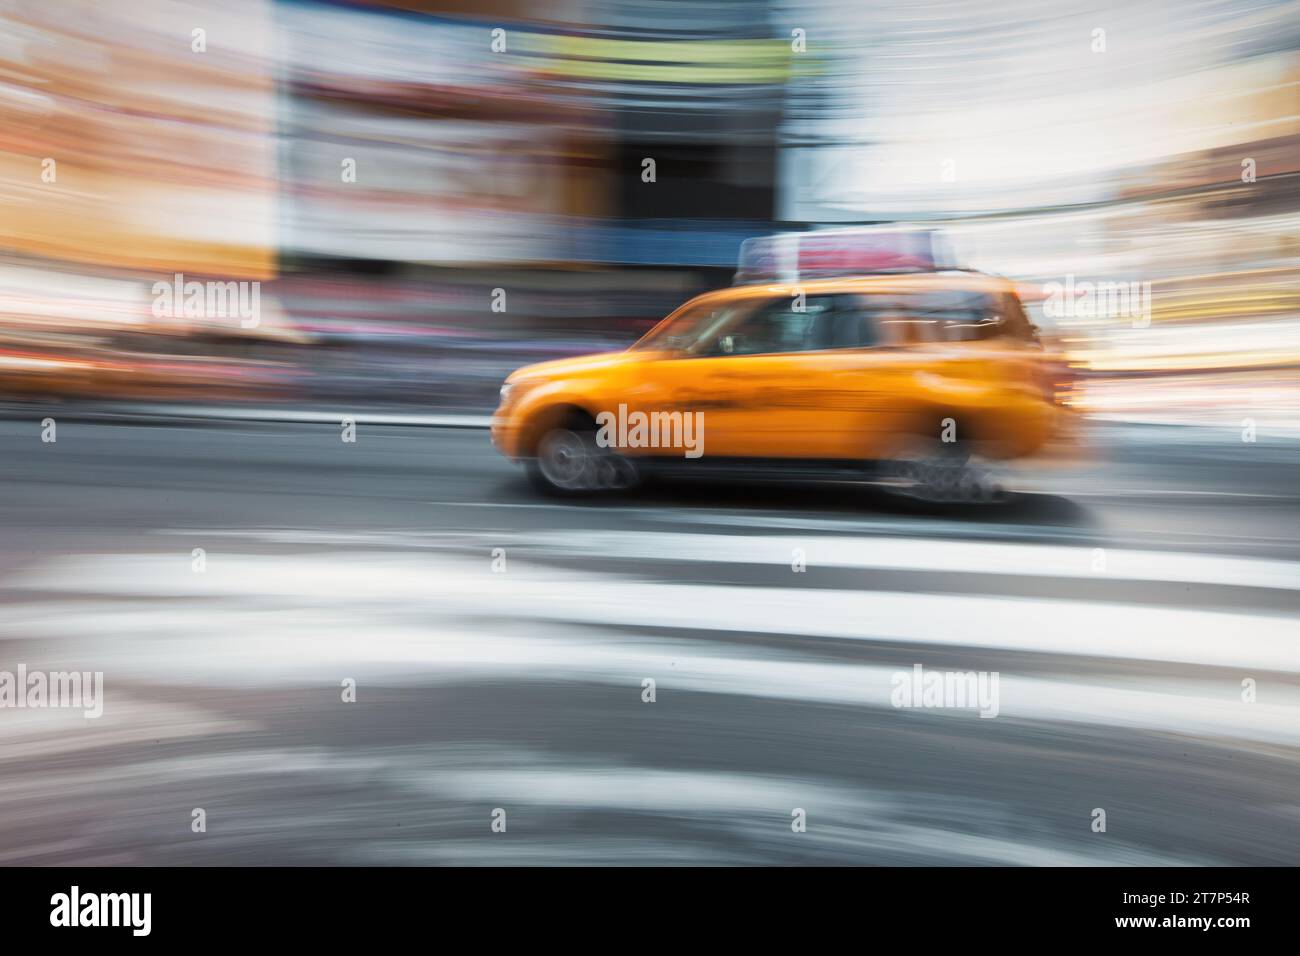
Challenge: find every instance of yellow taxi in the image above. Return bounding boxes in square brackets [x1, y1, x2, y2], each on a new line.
[492, 234, 1068, 503]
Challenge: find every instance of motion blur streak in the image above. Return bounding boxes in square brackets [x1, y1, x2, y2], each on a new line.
[0, 0, 1298, 866]
[2, 423, 1299, 864]
[0, 0, 1296, 414]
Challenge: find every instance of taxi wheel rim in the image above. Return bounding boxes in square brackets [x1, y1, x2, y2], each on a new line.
[538, 429, 592, 490]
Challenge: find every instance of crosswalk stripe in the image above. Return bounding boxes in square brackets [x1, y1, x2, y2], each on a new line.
[8, 549, 1300, 673]
[504, 530, 1300, 591]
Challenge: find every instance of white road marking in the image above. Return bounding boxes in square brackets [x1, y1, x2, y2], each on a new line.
[10, 551, 1299, 672]
[503, 529, 1300, 591]
[5, 547, 1300, 745]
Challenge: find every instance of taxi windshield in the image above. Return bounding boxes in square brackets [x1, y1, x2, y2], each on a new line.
[631, 299, 753, 353]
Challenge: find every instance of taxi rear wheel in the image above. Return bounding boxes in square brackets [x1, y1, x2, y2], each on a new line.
[878, 437, 1007, 506]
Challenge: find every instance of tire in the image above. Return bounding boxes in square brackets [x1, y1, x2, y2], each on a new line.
[877, 436, 1007, 506]
[526, 424, 639, 496]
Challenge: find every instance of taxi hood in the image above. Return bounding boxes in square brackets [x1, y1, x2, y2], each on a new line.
[506, 349, 659, 384]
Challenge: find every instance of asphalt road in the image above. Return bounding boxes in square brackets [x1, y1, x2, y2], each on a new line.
[1, 417, 1298, 864]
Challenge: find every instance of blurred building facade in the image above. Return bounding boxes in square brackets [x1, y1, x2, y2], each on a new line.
[0, 0, 1296, 417]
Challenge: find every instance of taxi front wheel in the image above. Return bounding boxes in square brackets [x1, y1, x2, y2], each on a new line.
[527, 426, 639, 495]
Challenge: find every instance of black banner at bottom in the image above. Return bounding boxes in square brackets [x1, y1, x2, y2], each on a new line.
[0, 867, 1283, 942]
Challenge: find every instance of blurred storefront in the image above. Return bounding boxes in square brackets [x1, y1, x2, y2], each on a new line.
[269, 0, 797, 404]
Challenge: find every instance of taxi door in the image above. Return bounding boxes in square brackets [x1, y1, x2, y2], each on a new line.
[622, 294, 846, 459]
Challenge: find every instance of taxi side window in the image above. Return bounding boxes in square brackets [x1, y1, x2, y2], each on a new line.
[894, 290, 1007, 342]
[869, 290, 1021, 344]
[710, 295, 839, 355]
[935, 292, 1004, 342]
[831, 296, 884, 348]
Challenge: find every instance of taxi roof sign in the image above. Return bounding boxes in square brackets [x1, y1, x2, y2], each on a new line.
[735, 226, 956, 285]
